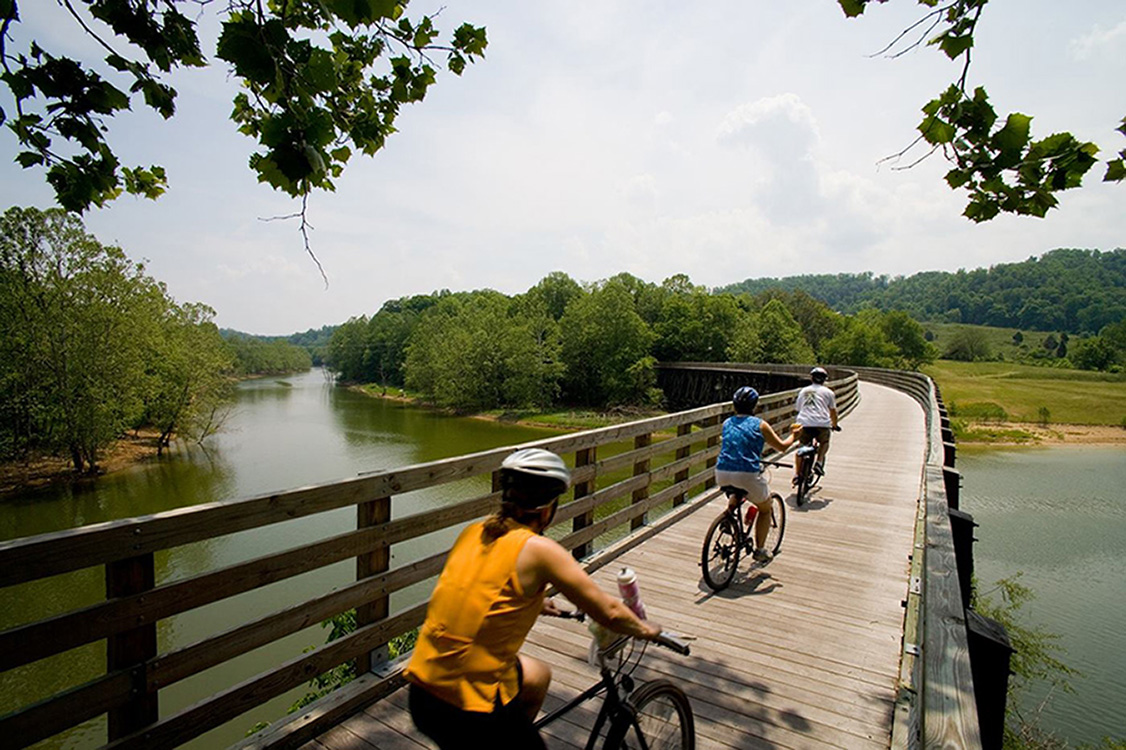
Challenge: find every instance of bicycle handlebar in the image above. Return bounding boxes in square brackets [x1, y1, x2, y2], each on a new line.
[545, 610, 691, 656]
[654, 631, 691, 656]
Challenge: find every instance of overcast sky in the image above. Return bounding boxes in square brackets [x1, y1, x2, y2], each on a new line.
[2, 1, 1123, 335]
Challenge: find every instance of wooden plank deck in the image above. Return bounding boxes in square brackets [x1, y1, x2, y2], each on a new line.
[305, 382, 925, 750]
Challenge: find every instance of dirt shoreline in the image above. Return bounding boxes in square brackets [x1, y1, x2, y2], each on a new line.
[958, 421, 1126, 447]
[0, 431, 165, 498]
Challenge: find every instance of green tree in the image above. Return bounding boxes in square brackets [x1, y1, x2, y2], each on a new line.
[145, 302, 235, 452]
[404, 292, 561, 410]
[840, 1, 1121, 221]
[559, 281, 655, 406]
[728, 299, 816, 365]
[0, 1, 486, 213]
[1, 207, 162, 470]
[1070, 336, 1117, 372]
[526, 272, 583, 321]
[943, 326, 992, 362]
[820, 311, 898, 367]
[880, 310, 937, 369]
[653, 284, 741, 363]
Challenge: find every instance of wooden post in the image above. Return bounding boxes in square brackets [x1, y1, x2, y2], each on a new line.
[106, 554, 158, 741]
[966, 609, 1013, 750]
[673, 424, 691, 507]
[948, 508, 977, 609]
[943, 440, 957, 467]
[943, 466, 962, 510]
[356, 496, 391, 674]
[704, 416, 721, 490]
[631, 434, 651, 531]
[572, 448, 595, 560]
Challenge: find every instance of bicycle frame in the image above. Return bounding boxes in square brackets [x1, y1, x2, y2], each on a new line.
[534, 637, 642, 750]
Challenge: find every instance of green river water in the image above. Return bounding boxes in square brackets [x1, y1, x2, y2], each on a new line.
[960, 445, 1126, 747]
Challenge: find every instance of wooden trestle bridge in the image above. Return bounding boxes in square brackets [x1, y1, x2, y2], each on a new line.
[1, 364, 996, 750]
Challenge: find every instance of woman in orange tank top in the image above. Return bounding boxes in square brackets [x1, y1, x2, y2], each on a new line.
[404, 448, 662, 749]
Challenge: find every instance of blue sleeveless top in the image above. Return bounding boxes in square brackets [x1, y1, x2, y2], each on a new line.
[717, 415, 765, 473]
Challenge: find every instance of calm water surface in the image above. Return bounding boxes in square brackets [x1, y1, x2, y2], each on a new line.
[1, 369, 562, 749]
[960, 445, 1126, 746]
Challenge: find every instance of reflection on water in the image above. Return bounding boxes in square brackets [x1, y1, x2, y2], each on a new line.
[961, 445, 1126, 746]
[0, 369, 561, 749]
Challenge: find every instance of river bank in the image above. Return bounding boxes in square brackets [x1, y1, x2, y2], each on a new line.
[956, 420, 1126, 446]
[0, 430, 164, 497]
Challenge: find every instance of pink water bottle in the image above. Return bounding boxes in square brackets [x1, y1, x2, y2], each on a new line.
[617, 567, 647, 620]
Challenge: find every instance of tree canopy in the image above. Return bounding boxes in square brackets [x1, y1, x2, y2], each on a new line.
[840, 0, 1124, 220]
[0, 206, 238, 470]
[0, 0, 486, 212]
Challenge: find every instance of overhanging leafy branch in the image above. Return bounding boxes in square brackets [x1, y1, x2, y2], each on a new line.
[841, 0, 1122, 222]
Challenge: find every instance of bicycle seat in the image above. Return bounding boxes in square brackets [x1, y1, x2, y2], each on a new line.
[720, 485, 748, 500]
[796, 445, 818, 458]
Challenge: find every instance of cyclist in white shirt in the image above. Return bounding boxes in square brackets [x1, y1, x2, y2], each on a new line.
[793, 367, 839, 485]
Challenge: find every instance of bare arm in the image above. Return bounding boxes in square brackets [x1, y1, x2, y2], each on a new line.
[830, 407, 839, 429]
[761, 421, 796, 453]
[519, 536, 660, 639]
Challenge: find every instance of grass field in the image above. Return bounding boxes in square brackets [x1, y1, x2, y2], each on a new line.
[922, 360, 1126, 426]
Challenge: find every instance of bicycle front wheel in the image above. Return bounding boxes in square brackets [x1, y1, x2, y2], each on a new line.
[764, 492, 786, 554]
[617, 679, 694, 750]
[701, 512, 740, 591]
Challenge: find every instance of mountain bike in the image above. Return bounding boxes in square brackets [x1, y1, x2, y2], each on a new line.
[537, 612, 695, 750]
[793, 426, 841, 506]
[700, 480, 786, 592]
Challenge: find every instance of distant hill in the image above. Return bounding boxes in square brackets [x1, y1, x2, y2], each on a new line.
[219, 326, 336, 370]
[716, 248, 1126, 335]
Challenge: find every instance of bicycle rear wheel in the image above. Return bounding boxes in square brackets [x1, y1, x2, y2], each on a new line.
[701, 512, 740, 591]
[795, 465, 811, 506]
[617, 679, 694, 750]
[764, 492, 786, 554]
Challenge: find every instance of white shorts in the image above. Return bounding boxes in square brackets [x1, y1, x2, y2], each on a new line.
[714, 469, 769, 505]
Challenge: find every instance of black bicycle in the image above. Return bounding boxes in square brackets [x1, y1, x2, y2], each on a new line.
[793, 426, 840, 506]
[700, 482, 786, 592]
[537, 612, 695, 750]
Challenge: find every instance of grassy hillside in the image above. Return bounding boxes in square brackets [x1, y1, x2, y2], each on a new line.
[922, 360, 1126, 426]
[921, 321, 1070, 364]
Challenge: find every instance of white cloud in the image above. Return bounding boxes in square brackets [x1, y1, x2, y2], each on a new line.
[1069, 19, 1126, 61]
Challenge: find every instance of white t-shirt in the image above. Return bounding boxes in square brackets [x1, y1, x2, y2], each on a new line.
[796, 383, 836, 428]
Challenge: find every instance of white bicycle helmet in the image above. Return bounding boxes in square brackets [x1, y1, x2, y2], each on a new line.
[500, 448, 571, 495]
[810, 366, 828, 384]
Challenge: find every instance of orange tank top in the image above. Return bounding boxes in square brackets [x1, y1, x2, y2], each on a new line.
[403, 521, 545, 712]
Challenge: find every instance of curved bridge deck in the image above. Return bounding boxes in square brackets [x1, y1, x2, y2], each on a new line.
[311, 382, 925, 750]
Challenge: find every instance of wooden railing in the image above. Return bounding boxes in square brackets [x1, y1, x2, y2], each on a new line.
[849, 366, 983, 750]
[0, 373, 858, 750]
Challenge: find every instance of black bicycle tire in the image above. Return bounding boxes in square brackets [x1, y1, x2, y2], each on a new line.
[700, 512, 740, 591]
[765, 492, 786, 554]
[796, 465, 810, 506]
[612, 679, 695, 750]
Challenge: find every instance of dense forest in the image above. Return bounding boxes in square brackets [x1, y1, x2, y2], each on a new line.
[0, 208, 310, 472]
[717, 248, 1126, 335]
[326, 273, 937, 412]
